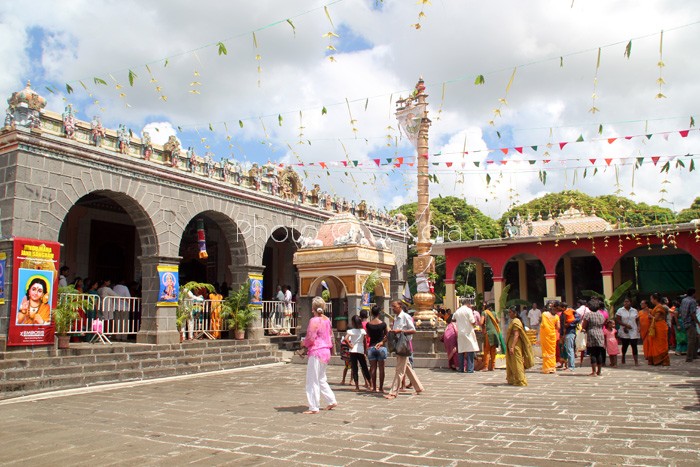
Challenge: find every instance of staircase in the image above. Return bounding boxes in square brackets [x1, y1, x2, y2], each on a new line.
[0, 338, 283, 400]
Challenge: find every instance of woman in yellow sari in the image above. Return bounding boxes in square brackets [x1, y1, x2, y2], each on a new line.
[645, 293, 670, 366]
[539, 302, 560, 374]
[506, 307, 535, 386]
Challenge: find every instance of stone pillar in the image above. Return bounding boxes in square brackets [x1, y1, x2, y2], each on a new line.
[137, 256, 181, 345]
[544, 273, 557, 299]
[444, 279, 456, 313]
[346, 294, 362, 317]
[612, 261, 622, 289]
[0, 239, 13, 351]
[518, 259, 527, 302]
[475, 263, 485, 296]
[601, 270, 614, 304]
[230, 264, 265, 340]
[564, 257, 574, 306]
[493, 276, 504, 316]
[297, 295, 312, 335]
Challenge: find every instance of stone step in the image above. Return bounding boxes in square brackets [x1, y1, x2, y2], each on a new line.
[0, 354, 282, 400]
[0, 348, 281, 381]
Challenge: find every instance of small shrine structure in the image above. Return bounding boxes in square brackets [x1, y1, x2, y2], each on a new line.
[294, 213, 396, 330]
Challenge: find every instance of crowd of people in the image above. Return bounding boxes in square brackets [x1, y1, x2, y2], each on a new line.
[300, 288, 699, 411]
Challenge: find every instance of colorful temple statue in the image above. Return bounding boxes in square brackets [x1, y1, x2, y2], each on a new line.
[163, 135, 181, 167]
[142, 131, 153, 161]
[117, 124, 130, 154]
[62, 104, 76, 139]
[90, 116, 106, 146]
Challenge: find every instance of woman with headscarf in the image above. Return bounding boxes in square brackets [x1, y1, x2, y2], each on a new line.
[539, 301, 560, 374]
[505, 307, 535, 386]
[440, 316, 459, 370]
[302, 296, 338, 414]
[644, 293, 671, 366]
[480, 304, 505, 372]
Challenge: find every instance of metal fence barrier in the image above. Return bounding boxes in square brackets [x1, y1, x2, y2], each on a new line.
[180, 298, 228, 340]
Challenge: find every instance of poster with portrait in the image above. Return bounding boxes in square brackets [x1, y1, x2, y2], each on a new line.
[361, 291, 371, 309]
[0, 252, 6, 304]
[157, 265, 179, 307]
[8, 238, 61, 346]
[249, 273, 263, 307]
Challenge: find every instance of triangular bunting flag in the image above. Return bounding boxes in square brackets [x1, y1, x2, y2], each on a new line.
[515, 147, 523, 154]
[473, 161, 480, 167]
[446, 162, 453, 167]
[679, 130, 690, 137]
[663, 133, 670, 141]
[543, 159, 550, 164]
[431, 162, 439, 166]
[352, 161, 359, 167]
[646, 134, 652, 140]
[528, 160, 536, 165]
[625, 136, 633, 140]
[420, 153, 429, 159]
[636, 157, 644, 166]
[501, 148, 508, 155]
[319, 162, 327, 169]
[408, 162, 414, 167]
[559, 142, 568, 150]
[373, 159, 380, 166]
[341, 161, 348, 167]
[531, 145, 538, 151]
[605, 158, 613, 166]
[607, 138, 616, 144]
[501, 160, 508, 165]
[486, 160, 494, 165]
[589, 159, 597, 165]
[576, 134, 584, 142]
[386, 158, 393, 164]
[651, 156, 660, 166]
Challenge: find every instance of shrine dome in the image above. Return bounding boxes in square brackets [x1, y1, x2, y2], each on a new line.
[7, 81, 46, 111]
[315, 213, 377, 247]
[514, 203, 612, 238]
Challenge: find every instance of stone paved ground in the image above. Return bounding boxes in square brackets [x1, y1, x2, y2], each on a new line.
[0, 356, 699, 466]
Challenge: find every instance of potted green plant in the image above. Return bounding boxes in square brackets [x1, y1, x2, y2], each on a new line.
[222, 283, 258, 339]
[54, 285, 88, 349]
[177, 281, 215, 342]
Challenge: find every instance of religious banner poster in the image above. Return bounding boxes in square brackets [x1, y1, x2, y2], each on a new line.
[0, 252, 6, 304]
[8, 238, 61, 347]
[157, 265, 179, 307]
[361, 291, 371, 309]
[249, 273, 263, 306]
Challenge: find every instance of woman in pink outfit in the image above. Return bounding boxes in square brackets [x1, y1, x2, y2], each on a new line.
[302, 296, 338, 414]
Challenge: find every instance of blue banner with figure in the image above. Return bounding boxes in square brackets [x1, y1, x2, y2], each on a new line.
[157, 265, 179, 306]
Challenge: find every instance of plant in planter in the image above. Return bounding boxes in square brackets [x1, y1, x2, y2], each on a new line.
[54, 285, 89, 349]
[177, 281, 215, 341]
[221, 283, 258, 339]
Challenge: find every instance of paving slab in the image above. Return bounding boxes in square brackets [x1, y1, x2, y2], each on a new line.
[0, 357, 699, 466]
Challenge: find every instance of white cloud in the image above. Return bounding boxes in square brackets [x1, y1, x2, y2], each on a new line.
[0, 0, 698, 218]
[141, 121, 178, 146]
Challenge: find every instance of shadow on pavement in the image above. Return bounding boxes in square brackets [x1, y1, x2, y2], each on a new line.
[273, 405, 308, 413]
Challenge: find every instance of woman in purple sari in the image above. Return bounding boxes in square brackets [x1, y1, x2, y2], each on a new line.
[440, 317, 459, 370]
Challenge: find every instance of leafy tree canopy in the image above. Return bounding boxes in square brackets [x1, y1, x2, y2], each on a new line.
[677, 197, 700, 223]
[500, 190, 676, 229]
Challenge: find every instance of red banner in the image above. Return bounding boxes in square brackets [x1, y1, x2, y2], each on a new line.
[7, 238, 61, 346]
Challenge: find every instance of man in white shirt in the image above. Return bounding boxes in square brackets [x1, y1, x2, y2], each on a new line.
[281, 285, 293, 335]
[519, 306, 530, 328]
[575, 299, 590, 320]
[527, 303, 542, 337]
[58, 266, 69, 288]
[453, 297, 479, 373]
[615, 298, 639, 366]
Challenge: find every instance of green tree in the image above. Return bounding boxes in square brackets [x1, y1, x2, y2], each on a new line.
[392, 196, 500, 303]
[677, 197, 700, 223]
[500, 190, 676, 229]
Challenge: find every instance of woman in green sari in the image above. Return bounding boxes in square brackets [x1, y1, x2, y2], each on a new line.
[506, 307, 535, 386]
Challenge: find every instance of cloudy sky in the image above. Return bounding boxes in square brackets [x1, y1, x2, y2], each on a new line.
[1, 0, 698, 218]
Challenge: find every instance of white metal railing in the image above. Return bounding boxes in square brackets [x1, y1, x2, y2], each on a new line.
[59, 293, 141, 344]
[180, 298, 228, 340]
[261, 300, 297, 335]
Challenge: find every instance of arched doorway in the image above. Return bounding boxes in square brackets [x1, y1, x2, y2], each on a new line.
[502, 254, 546, 306]
[555, 250, 603, 306]
[262, 227, 299, 300]
[58, 191, 155, 293]
[615, 245, 696, 299]
[178, 211, 244, 296]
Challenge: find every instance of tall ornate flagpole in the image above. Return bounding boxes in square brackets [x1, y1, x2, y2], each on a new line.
[396, 78, 436, 327]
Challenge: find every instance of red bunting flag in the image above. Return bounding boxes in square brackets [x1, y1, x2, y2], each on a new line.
[625, 136, 633, 140]
[607, 138, 616, 144]
[373, 159, 380, 166]
[589, 159, 596, 165]
[605, 158, 613, 166]
[515, 147, 523, 154]
[446, 162, 453, 167]
[420, 153, 429, 159]
[559, 142, 568, 150]
[501, 160, 508, 165]
[651, 156, 660, 165]
[408, 162, 414, 167]
[320, 162, 327, 169]
[487, 160, 494, 165]
[341, 161, 348, 167]
[501, 148, 508, 155]
[543, 159, 550, 164]
[679, 130, 690, 137]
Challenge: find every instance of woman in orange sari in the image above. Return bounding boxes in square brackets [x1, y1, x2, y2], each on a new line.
[540, 302, 560, 374]
[638, 299, 652, 359]
[644, 293, 670, 366]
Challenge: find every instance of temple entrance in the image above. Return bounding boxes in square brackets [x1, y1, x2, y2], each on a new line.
[178, 213, 233, 293]
[262, 227, 299, 300]
[58, 191, 149, 290]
